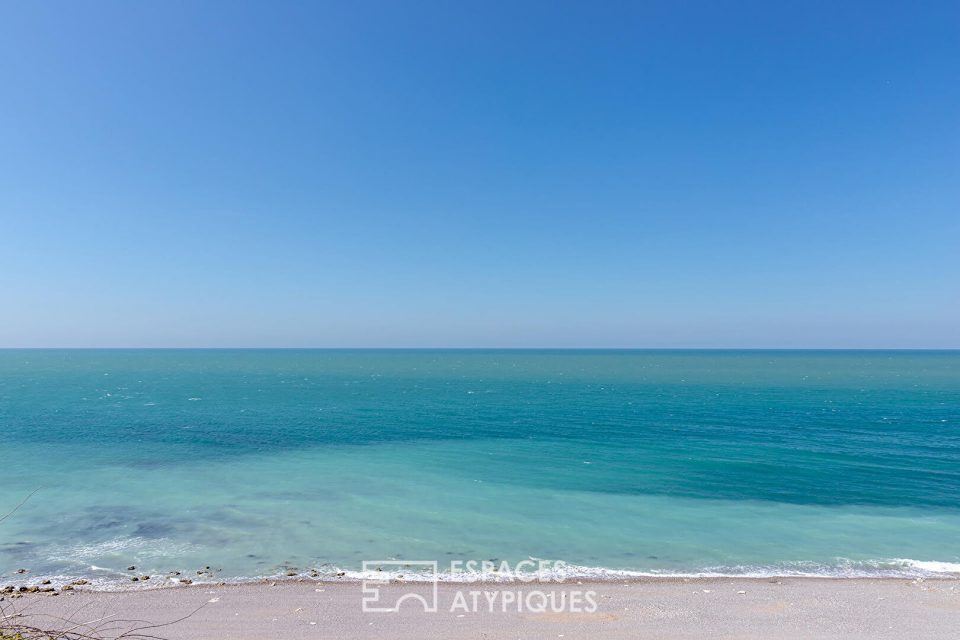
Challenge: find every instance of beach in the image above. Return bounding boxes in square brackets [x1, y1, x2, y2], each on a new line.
[4, 0, 958, 635]
[3, 350, 959, 638]
[5, 578, 959, 639]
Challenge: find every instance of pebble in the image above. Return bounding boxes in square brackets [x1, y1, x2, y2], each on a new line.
[128, 566, 136, 571]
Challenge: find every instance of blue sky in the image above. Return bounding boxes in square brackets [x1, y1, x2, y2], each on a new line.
[1, 1, 957, 347]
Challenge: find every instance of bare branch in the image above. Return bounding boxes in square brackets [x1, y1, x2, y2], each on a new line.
[0, 487, 41, 526]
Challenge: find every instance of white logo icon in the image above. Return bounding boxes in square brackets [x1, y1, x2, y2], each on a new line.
[361, 561, 438, 613]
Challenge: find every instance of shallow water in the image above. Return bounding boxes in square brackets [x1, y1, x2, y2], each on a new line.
[1, 349, 959, 586]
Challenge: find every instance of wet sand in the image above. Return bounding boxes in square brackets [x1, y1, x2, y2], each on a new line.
[4, 578, 959, 639]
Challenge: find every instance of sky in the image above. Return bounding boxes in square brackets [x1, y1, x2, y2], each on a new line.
[0, 0, 957, 348]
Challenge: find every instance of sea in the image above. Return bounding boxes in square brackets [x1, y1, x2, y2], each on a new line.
[1, 349, 958, 588]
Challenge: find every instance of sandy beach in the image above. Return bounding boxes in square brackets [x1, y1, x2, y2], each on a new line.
[4, 578, 958, 639]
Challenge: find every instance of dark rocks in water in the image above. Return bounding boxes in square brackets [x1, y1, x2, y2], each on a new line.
[217, 581, 226, 586]
[127, 565, 136, 571]
[133, 521, 177, 538]
[180, 578, 193, 585]
[15, 569, 27, 574]
[131, 577, 139, 582]
[286, 570, 297, 576]
[41, 579, 51, 585]
[335, 571, 345, 577]
[140, 575, 150, 581]
[0, 542, 37, 555]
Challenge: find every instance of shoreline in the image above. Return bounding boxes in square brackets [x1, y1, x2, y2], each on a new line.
[5, 577, 959, 639]
[5, 570, 959, 595]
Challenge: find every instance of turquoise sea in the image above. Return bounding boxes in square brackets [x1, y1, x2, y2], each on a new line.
[1, 349, 959, 587]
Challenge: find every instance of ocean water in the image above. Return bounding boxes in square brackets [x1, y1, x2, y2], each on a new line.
[1, 349, 959, 587]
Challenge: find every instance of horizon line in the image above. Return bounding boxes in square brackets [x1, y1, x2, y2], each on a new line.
[0, 346, 958, 351]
